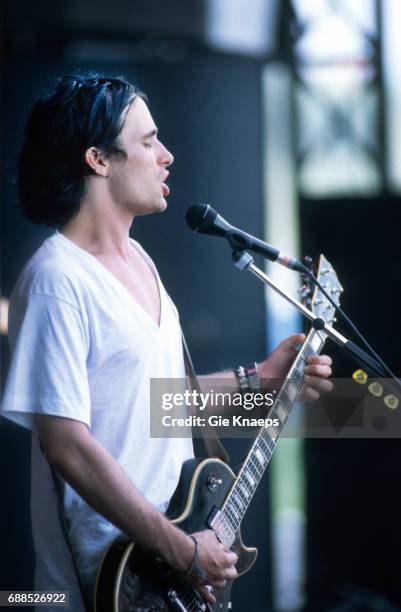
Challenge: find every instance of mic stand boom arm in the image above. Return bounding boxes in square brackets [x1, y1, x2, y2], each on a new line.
[232, 250, 401, 393]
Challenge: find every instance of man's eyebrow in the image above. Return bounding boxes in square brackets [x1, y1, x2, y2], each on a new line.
[142, 128, 158, 139]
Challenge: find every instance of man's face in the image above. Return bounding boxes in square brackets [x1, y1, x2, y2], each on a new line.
[106, 97, 174, 216]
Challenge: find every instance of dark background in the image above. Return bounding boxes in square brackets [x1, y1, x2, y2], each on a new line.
[1, 1, 401, 611]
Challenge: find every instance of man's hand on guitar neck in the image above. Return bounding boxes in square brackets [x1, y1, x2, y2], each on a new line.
[258, 333, 333, 401]
[198, 333, 332, 405]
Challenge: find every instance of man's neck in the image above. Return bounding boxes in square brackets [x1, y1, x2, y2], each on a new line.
[61, 195, 135, 261]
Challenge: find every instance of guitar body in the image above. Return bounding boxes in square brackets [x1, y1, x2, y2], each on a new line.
[94, 458, 257, 612]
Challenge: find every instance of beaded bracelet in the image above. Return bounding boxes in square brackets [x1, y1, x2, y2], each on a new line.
[234, 362, 261, 392]
[234, 365, 248, 392]
[245, 362, 261, 392]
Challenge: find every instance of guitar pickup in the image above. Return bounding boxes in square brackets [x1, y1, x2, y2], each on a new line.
[207, 507, 236, 548]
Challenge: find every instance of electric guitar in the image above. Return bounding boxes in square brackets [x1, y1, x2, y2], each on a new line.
[94, 255, 343, 612]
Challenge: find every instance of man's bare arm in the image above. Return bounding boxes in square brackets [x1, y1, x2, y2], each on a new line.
[35, 415, 237, 601]
[198, 333, 333, 402]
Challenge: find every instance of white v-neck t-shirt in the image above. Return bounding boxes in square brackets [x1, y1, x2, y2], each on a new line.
[1, 232, 193, 610]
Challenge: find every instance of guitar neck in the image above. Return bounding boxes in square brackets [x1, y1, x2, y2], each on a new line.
[221, 328, 326, 530]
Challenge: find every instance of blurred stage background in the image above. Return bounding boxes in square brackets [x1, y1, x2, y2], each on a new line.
[1, 1, 401, 610]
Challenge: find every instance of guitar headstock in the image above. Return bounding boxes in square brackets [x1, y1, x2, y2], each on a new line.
[298, 254, 343, 325]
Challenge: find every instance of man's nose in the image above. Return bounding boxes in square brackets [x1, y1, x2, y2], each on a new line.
[160, 142, 174, 166]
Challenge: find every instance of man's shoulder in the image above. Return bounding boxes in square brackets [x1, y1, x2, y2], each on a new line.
[13, 235, 85, 306]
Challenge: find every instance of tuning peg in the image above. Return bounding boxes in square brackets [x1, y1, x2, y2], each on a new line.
[302, 255, 314, 276]
[298, 284, 311, 298]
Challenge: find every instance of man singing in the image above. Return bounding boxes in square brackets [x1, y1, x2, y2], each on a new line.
[1, 73, 332, 610]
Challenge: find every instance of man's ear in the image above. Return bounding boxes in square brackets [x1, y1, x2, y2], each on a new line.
[84, 147, 109, 178]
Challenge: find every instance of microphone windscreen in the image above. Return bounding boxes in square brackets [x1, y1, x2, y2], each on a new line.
[185, 204, 213, 232]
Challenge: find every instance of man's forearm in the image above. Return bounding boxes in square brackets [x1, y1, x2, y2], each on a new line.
[37, 417, 194, 572]
[197, 370, 240, 415]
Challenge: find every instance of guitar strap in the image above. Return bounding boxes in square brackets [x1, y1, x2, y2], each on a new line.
[180, 330, 230, 465]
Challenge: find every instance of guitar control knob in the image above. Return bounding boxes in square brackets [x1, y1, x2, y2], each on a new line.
[207, 476, 223, 490]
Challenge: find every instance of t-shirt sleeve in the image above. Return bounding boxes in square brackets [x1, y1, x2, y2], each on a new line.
[1, 293, 91, 430]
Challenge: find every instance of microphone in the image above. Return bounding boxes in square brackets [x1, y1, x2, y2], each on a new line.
[185, 204, 307, 273]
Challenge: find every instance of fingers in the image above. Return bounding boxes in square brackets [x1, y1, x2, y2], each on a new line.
[225, 563, 238, 580]
[303, 387, 320, 401]
[304, 375, 333, 392]
[304, 363, 332, 378]
[224, 550, 238, 567]
[283, 333, 306, 352]
[302, 375, 333, 402]
[306, 354, 332, 367]
[207, 552, 238, 583]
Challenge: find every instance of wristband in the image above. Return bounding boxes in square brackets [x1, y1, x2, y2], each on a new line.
[177, 535, 207, 583]
[235, 362, 261, 392]
[234, 365, 248, 392]
[245, 362, 261, 392]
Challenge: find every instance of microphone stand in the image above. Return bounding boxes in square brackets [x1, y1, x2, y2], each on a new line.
[231, 249, 401, 394]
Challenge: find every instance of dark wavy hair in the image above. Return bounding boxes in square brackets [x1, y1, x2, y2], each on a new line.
[17, 73, 146, 228]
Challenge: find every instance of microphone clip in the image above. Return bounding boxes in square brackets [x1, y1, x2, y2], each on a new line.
[232, 249, 254, 271]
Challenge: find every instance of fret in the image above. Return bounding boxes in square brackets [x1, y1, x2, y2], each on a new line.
[291, 369, 304, 389]
[239, 482, 250, 499]
[258, 435, 270, 454]
[224, 505, 238, 529]
[278, 388, 290, 409]
[230, 491, 244, 513]
[262, 427, 275, 444]
[255, 447, 267, 467]
[243, 468, 256, 488]
[261, 437, 275, 459]
[235, 484, 247, 507]
[269, 414, 284, 435]
[239, 472, 253, 494]
[286, 381, 298, 402]
[275, 401, 287, 423]
[249, 455, 263, 478]
[292, 359, 305, 375]
[233, 492, 245, 510]
[227, 500, 241, 521]
[266, 426, 278, 441]
[223, 493, 244, 526]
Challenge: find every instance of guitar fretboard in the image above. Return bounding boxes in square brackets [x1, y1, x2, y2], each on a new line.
[221, 329, 325, 532]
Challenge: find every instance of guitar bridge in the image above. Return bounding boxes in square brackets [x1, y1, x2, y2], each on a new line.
[167, 588, 209, 611]
[207, 507, 236, 548]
